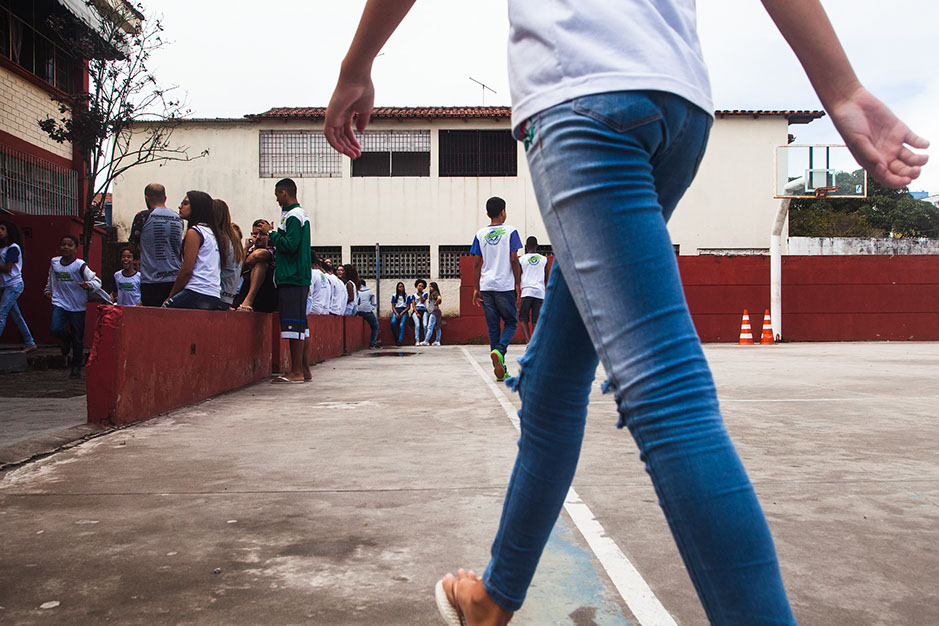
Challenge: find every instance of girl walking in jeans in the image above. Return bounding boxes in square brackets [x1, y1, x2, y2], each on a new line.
[325, 1, 928, 623]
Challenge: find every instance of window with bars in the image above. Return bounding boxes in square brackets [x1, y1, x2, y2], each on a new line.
[438, 245, 472, 279]
[0, 2, 78, 93]
[361, 245, 431, 279]
[312, 246, 342, 268]
[350, 245, 378, 279]
[0, 142, 79, 216]
[439, 130, 518, 177]
[535, 245, 554, 257]
[259, 130, 342, 178]
[351, 130, 430, 177]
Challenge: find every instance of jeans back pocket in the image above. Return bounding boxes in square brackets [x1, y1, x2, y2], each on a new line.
[572, 91, 663, 134]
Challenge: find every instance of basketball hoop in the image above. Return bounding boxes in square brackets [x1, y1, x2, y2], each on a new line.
[813, 185, 840, 198]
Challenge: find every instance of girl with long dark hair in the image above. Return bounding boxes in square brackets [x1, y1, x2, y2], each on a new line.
[213, 199, 245, 310]
[390, 281, 409, 346]
[163, 191, 222, 310]
[341, 263, 360, 316]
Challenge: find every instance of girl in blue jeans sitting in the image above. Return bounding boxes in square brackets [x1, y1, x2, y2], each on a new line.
[325, 1, 928, 623]
[390, 281, 409, 346]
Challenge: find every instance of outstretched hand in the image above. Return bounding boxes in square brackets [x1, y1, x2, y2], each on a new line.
[324, 74, 375, 159]
[828, 87, 928, 188]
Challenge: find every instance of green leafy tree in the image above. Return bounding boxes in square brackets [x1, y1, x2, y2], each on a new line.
[38, 1, 206, 257]
[789, 171, 939, 238]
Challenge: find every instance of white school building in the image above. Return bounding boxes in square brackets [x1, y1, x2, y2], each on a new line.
[111, 106, 823, 315]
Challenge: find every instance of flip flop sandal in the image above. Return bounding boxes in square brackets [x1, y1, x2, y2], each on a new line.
[434, 579, 466, 626]
[271, 376, 303, 384]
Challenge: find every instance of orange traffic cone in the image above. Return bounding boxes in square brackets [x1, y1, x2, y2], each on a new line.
[760, 309, 776, 345]
[738, 309, 754, 345]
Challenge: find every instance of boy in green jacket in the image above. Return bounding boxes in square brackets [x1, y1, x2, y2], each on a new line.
[262, 178, 312, 383]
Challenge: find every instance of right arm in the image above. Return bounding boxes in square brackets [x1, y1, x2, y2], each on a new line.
[472, 256, 483, 307]
[324, 0, 418, 156]
[166, 229, 201, 301]
[44, 265, 53, 300]
[761, 0, 927, 186]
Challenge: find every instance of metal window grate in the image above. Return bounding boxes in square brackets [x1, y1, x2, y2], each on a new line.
[439, 130, 517, 177]
[313, 245, 342, 268]
[0, 143, 79, 216]
[535, 245, 554, 257]
[375, 245, 430, 279]
[354, 130, 430, 152]
[259, 130, 342, 178]
[439, 245, 472, 279]
[351, 245, 378, 279]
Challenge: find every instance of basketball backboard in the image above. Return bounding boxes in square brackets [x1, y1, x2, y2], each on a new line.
[775, 144, 868, 199]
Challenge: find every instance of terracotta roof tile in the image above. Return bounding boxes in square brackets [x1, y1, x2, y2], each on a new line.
[247, 106, 513, 120]
[247, 106, 824, 124]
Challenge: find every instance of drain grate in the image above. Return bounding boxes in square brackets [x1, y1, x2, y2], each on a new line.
[368, 351, 418, 357]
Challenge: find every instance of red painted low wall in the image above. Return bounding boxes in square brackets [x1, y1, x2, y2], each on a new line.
[87, 308, 370, 427]
[86, 305, 272, 426]
[444, 254, 939, 343]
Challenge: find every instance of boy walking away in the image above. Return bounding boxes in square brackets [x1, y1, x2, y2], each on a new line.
[470, 197, 522, 381]
[518, 236, 548, 342]
[265, 178, 311, 383]
[130, 183, 184, 307]
[44, 234, 101, 377]
[111, 247, 141, 306]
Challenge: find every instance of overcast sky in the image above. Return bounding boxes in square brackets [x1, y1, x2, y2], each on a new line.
[145, 1, 936, 193]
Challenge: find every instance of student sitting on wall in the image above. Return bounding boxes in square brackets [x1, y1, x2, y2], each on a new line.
[234, 219, 278, 313]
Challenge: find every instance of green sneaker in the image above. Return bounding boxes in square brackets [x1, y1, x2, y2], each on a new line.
[490, 349, 506, 381]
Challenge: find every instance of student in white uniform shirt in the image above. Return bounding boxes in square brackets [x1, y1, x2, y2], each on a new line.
[44, 233, 101, 376]
[0, 220, 37, 352]
[324, 260, 346, 315]
[111, 247, 141, 306]
[307, 252, 331, 316]
[326, 1, 928, 622]
[517, 236, 549, 343]
[163, 191, 223, 310]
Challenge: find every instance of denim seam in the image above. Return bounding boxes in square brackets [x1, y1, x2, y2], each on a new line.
[653, 99, 692, 166]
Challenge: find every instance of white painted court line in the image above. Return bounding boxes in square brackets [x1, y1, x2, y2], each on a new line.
[460, 347, 677, 626]
[722, 396, 939, 403]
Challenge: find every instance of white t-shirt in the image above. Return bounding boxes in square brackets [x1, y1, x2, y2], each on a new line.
[328, 273, 346, 314]
[507, 0, 713, 135]
[185, 225, 221, 298]
[219, 245, 242, 306]
[139, 206, 184, 284]
[412, 291, 428, 312]
[113, 270, 142, 306]
[519, 253, 548, 299]
[357, 286, 376, 314]
[470, 224, 523, 292]
[307, 268, 330, 315]
[0, 243, 23, 287]
[46, 256, 98, 312]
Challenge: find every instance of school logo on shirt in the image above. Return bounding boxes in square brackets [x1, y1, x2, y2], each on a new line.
[485, 227, 506, 246]
[527, 254, 542, 266]
[55, 271, 73, 282]
[118, 282, 136, 292]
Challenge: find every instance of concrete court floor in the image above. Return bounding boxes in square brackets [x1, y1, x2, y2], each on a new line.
[0, 342, 936, 625]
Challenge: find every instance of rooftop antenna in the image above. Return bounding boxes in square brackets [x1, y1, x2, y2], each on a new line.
[469, 77, 496, 106]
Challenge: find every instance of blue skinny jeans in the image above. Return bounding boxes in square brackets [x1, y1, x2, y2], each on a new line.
[412, 309, 429, 342]
[480, 290, 517, 355]
[357, 310, 380, 346]
[425, 311, 441, 343]
[483, 91, 794, 624]
[390, 309, 408, 345]
[0, 281, 35, 346]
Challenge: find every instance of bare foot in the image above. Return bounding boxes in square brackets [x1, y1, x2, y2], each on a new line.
[302, 366, 312, 380]
[440, 569, 512, 626]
